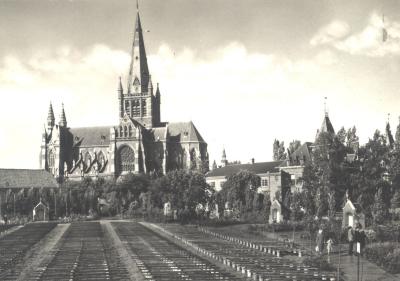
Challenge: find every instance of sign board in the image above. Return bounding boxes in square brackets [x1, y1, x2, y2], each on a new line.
[356, 242, 360, 253]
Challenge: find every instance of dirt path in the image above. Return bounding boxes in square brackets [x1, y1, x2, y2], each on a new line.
[0, 225, 23, 239]
[101, 220, 146, 281]
[16, 223, 70, 281]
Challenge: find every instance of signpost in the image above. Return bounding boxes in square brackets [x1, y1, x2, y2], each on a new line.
[357, 242, 360, 281]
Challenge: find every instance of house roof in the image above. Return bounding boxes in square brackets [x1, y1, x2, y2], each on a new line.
[206, 161, 284, 178]
[69, 126, 111, 146]
[167, 121, 205, 143]
[150, 127, 167, 141]
[0, 169, 58, 189]
[319, 114, 335, 136]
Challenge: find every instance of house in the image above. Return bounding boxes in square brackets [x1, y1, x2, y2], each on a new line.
[206, 160, 286, 197]
[33, 200, 49, 222]
[269, 199, 290, 223]
[342, 199, 365, 228]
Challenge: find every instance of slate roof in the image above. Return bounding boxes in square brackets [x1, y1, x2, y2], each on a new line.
[0, 169, 58, 189]
[167, 122, 205, 143]
[69, 126, 111, 146]
[320, 115, 335, 135]
[151, 127, 167, 141]
[206, 161, 284, 178]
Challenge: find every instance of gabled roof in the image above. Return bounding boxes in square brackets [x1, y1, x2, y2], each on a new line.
[206, 161, 284, 178]
[69, 126, 111, 146]
[0, 169, 58, 189]
[168, 121, 205, 143]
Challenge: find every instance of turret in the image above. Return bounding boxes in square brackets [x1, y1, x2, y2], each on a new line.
[221, 148, 228, 167]
[59, 103, 67, 127]
[47, 102, 55, 131]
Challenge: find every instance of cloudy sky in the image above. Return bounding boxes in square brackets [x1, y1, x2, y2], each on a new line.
[1, 0, 400, 169]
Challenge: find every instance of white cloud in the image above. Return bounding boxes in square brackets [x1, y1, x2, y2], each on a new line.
[310, 20, 350, 46]
[311, 13, 400, 57]
[0, 42, 391, 169]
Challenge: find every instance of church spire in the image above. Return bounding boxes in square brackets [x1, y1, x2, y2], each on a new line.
[47, 102, 55, 130]
[59, 103, 67, 127]
[127, 5, 150, 94]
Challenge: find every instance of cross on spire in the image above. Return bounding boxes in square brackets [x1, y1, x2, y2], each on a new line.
[324, 97, 328, 117]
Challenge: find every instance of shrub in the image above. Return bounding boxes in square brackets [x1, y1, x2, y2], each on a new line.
[364, 242, 400, 273]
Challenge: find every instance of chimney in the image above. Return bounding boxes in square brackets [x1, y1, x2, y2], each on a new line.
[251, 158, 255, 164]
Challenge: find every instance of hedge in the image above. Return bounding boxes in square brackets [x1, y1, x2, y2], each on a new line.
[364, 242, 400, 273]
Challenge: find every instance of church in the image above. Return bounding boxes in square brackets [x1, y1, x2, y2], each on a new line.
[40, 9, 209, 181]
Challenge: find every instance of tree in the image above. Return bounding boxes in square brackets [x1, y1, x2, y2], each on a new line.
[273, 139, 287, 161]
[220, 170, 260, 216]
[337, 127, 347, 145]
[288, 140, 302, 155]
[372, 188, 388, 225]
[346, 126, 359, 150]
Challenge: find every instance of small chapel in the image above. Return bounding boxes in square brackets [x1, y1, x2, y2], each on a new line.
[40, 7, 208, 181]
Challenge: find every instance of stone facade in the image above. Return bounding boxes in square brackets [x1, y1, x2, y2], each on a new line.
[40, 11, 208, 181]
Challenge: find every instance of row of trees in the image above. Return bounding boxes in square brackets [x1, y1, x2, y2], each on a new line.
[0, 170, 212, 222]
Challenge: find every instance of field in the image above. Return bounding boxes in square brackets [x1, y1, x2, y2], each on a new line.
[0, 221, 339, 281]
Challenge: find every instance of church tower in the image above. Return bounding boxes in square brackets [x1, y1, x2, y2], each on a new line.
[118, 7, 161, 128]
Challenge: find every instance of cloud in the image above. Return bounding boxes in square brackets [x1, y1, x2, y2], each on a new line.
[0, 42, 389, 169]
[311, 13, 400, 57]
[310, 20, 350, 46]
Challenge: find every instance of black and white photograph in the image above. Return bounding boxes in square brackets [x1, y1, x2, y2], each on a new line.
[0, 0, 400, 280]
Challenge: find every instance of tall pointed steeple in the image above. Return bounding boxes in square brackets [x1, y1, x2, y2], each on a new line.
[316, 97, 335, 140]
[59, 103, 67, 127]
[127, 6, 150, 94]
[47, 102, 55, 130]
[221, 148, 228, 167]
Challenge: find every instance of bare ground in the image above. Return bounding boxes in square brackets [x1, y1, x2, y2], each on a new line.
[16, 223, 70, 281]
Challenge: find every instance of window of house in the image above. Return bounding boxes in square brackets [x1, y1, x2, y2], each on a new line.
[261, 179, 268, 187]
[209, 182, 216, 188]
[220, 181, 226, 188]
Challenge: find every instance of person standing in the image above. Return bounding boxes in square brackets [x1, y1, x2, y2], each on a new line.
[348, 226, 354, 255]
[354, 225, 361, 256]
[359, 229, 366, 256]
[316, 228, 324, 254]
[326, 237, 333, 262]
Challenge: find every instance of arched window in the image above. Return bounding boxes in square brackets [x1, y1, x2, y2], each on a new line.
[190, 149, 197, 170]
[119, 126, 123, 137]
[133, 100, 140, 116]
[182, 149, 187, 169]
[98, 151, 106, 169]
[48, 150, 55, 171]
[124, 126, 127, 137]
[125, 100, 130, 116]
[84, 152, 91, 167]
[117, 146, 135, 173]
[128, 125, 132, 137]
[142, 100, 147, 116]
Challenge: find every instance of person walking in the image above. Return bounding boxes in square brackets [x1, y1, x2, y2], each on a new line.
[348, 226, 354, 255]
